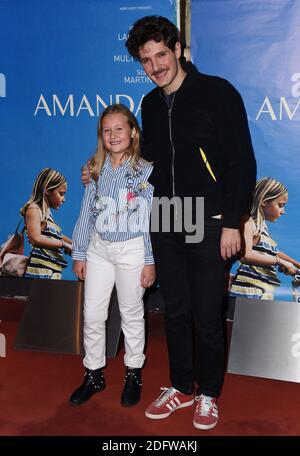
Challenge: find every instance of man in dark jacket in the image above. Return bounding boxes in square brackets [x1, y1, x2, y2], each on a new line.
[126, 15, 256, 430]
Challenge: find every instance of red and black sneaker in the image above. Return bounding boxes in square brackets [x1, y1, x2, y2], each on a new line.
[193, 394, 219, 430]
[145, 387, 194, 420]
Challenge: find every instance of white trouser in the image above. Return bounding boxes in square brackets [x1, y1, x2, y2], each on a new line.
[83, 233, 146, 370]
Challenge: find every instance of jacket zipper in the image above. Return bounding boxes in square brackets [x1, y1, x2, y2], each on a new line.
[168, 93, 178, 217]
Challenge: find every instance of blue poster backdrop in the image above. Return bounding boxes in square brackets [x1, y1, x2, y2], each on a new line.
[191, 0, 300, 301]
[0, 0, 175, 279]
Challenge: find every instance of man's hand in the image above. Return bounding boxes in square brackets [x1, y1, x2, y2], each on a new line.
[140, 264, 156, 288]
[81, 160, 92, 185]
[73, 260, 87, 280]
[220, 227, 241, 260]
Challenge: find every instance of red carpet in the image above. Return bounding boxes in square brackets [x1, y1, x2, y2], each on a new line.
[1, 307, 300, 437]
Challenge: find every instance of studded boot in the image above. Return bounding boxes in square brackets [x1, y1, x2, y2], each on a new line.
[69, 368, 105, 406]
[121, 367, 142, 407]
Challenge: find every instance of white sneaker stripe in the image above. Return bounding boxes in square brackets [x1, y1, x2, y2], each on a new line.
[169, 399, 178, 410]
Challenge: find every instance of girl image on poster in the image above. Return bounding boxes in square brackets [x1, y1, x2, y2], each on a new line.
[230, 177, 300, 300]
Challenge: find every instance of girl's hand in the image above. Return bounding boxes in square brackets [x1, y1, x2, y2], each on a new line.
[140, 264, 156, 288]
[279, 259, 298, 276]
[73, 260, 87, 280]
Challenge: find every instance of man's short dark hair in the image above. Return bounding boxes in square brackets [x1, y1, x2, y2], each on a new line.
[125, 15, 180, 60]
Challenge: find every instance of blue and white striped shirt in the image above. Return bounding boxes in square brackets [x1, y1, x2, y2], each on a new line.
[72, 156, 154, 264]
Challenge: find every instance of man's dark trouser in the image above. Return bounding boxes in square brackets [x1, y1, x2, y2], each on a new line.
[151, 219, 225, 397]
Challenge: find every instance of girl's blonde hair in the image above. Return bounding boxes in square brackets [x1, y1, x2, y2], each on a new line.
[20, 168, 66, 220]
[250, 177, 287, 234]
[89, 104, 143, 180]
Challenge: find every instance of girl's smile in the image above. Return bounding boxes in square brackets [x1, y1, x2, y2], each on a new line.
[102, 112, 135, 161]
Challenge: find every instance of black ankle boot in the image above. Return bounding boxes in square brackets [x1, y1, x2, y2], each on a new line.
[121, 367, 142, 407]
[69, 368, 105, 406]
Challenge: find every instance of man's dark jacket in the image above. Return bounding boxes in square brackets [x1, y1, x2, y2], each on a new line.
[141, 64, 257, 229]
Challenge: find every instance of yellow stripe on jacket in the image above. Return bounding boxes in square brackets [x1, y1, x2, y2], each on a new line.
[199, 147, 217, 182]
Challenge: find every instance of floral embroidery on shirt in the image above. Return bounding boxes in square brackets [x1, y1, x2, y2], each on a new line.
[91, 167, 150, 219]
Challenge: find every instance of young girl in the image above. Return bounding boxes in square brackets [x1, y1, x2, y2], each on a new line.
[70, 104, 155, 407]
[230, 177, 300, 300]
[20, 168, 72, 280]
